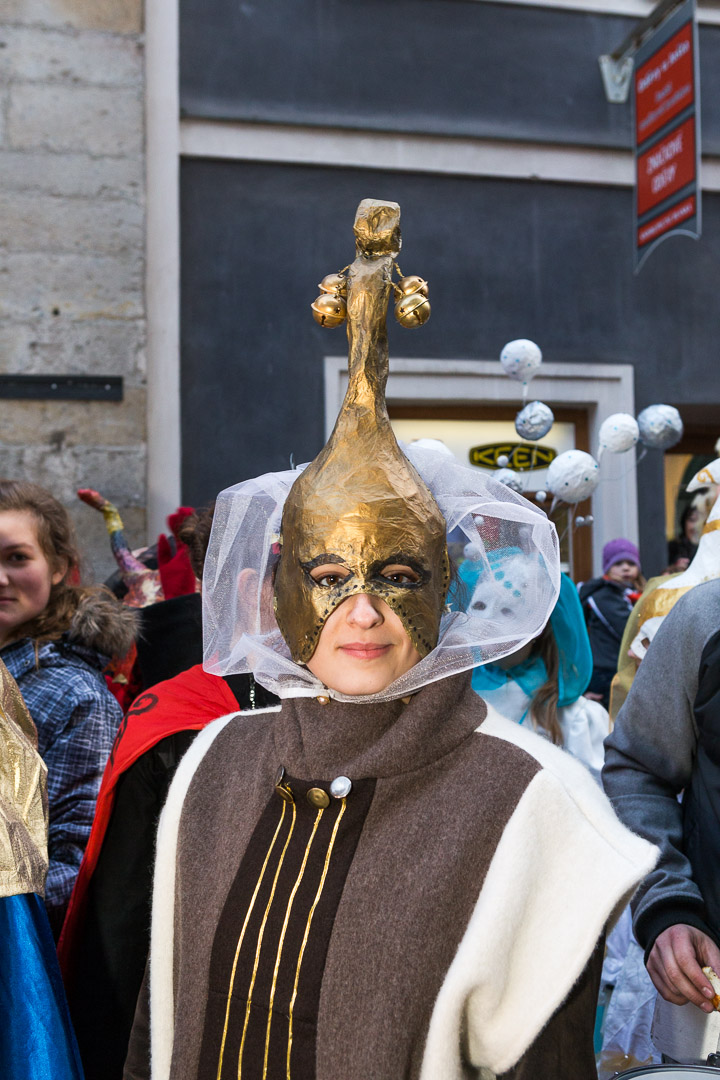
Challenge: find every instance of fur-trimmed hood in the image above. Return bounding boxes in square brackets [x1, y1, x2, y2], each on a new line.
[66, 586, 138, 660]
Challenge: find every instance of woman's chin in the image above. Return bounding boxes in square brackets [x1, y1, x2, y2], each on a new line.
[317, 671, 396, 697]
[307, 657, 403, 698]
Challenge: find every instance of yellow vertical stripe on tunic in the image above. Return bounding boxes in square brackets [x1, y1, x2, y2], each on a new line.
[286, 798, 347, 1079]
[237, 800, 297, 1078]
[216, 800, 290, 1080]
[262, 807, 324, 1078]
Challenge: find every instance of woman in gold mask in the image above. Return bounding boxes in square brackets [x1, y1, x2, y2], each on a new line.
[125, 201, 655, 1080]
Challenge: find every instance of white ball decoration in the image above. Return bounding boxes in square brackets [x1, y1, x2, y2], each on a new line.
[637, 404, 684, 450]
[535, 490, 548, 504]
[496, 454, 510, 467]
[575, 516, 585, 527]
[547, 450, 600, 504]
[585, 514, 594, 524]
[500, 339, 542, 383]
[409, 437, 456, 459]
[494, 468, 524, 494]
[515, 400, 554, 441]
[598, 413, 640, 455]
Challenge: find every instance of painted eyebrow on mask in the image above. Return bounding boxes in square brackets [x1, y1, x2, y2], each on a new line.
[371, 555, 430, 584]
[302, 554, 351, 572]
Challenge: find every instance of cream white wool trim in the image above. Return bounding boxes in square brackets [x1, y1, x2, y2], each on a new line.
[420, 705, 658, 1079]
[148, 706, 281, 1080]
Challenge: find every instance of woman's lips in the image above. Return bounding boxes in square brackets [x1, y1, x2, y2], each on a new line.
[339, 642, 391, 660]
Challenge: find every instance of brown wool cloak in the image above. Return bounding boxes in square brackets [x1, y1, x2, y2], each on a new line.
[125, 671, 656, 1080]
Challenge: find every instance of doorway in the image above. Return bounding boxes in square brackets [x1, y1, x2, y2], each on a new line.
[389, 403, 593, 582]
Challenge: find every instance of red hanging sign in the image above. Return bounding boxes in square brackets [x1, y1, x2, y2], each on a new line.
[633, 0, 700, 271]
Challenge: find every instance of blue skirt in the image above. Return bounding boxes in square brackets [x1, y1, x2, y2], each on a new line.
[0, 892, 84, 1080]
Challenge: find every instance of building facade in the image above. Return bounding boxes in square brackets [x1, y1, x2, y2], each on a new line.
[0, 0, 146, 578]
[3, 0, 720, 578]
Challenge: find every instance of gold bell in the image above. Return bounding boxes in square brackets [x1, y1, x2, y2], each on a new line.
[311, 293, 347, 328]
[395, 291, 431, 328]
[395, 275, 429, 298]
[318, 273, 348, 298]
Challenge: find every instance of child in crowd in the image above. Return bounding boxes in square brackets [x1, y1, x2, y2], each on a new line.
[461, 555, 608, 781]
[579, 539, 644, 710]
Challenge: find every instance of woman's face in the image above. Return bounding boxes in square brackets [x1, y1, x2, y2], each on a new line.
[0, 510, 64, 647]
[305, 562, 422, 695]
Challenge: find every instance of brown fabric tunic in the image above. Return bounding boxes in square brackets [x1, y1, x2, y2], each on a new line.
[125, 671, 624, 1080]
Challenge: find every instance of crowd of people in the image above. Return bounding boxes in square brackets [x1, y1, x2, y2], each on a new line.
[2, 203, 718, 1079]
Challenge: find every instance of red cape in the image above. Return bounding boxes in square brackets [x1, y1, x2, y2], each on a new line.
[58, 664, 240, 979]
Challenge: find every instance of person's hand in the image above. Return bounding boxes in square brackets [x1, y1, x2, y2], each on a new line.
[647, 924, 720, 1011]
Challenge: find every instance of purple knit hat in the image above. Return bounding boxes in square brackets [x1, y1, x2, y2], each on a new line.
[603, 538, 641, 575]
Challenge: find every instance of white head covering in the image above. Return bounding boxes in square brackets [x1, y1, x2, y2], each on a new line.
[203, 442, 560, 703]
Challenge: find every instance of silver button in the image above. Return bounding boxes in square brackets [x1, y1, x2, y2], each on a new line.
[330, 775, 352, 799]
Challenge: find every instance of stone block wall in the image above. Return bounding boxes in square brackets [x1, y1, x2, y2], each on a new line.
[0, 0, 147, 581]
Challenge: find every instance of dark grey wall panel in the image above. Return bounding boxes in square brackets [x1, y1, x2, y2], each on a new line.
[180, 0, 720, 153]
[180, 159, 720, 574]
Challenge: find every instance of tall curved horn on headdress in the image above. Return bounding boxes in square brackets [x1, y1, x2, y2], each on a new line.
[274, 200, 449, 662]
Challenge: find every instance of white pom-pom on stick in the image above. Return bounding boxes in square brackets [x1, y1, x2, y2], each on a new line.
[494, 468, 525, 494]
[515, 400, 554, 441]
[500, 339, 542, 384]
[597, 413, 640, 460]
[637, 405, 684, 450]
[547, 450, 599, 504]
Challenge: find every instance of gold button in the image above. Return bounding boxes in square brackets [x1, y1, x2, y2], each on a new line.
[316, 695, 330, 706]
[274, 765, 294, 803]
[307, 787, 330, 809]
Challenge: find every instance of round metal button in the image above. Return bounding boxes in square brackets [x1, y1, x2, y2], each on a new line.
[274, 765, 294, 803]
[316, 695, 330, 706]
[307, 787, 330, 809]
[330, 775, 352, 799]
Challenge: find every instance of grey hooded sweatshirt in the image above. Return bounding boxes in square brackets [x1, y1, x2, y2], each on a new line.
[603, 577, 720, 957]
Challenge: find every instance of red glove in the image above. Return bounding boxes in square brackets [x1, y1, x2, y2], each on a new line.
[157, 506, 197, 599]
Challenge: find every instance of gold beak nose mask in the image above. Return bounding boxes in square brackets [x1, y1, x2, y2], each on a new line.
[274, 200, 450, 663]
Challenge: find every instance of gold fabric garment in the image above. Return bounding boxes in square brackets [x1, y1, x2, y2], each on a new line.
[274, 200, 449, 662]
[608, 575, 691, 722]
[0, 659, 49, 898]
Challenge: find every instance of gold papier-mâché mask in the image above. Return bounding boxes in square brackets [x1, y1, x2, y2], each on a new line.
[274, 199, 450, 663]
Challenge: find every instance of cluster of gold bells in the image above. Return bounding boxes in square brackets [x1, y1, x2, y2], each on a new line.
[311, 263, 430, 329]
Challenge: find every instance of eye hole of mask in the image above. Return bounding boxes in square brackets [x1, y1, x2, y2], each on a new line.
[374, 564, 422, 586]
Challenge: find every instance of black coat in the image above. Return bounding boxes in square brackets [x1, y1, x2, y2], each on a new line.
[578, 577, 635, 705]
